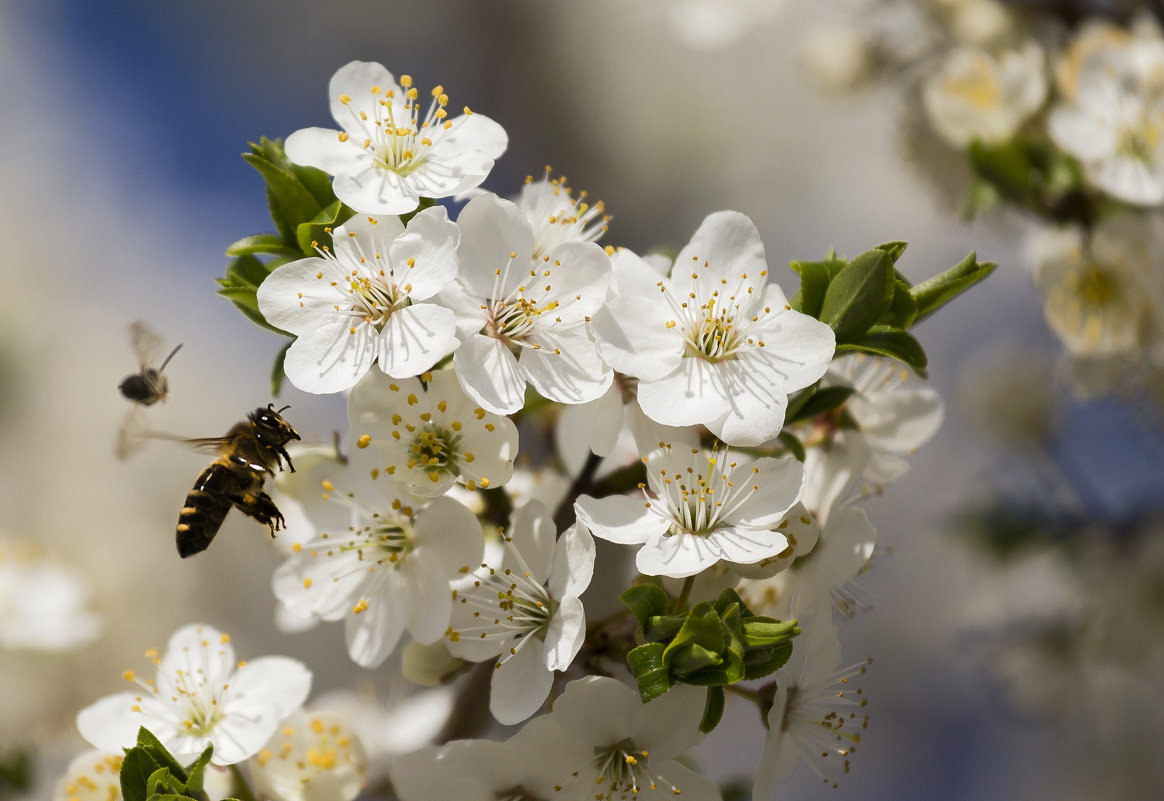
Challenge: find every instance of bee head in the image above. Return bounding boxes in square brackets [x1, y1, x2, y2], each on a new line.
[250, 403, 301, 445]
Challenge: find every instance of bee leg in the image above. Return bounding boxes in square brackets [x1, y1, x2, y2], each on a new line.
[277, 445, 296, 474]
[233, 491, 285, 537]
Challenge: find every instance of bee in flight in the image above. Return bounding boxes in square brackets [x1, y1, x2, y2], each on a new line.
[119, 320, 183, 406]
[116, 321, 184, 461]
[175, 404, 301, 558]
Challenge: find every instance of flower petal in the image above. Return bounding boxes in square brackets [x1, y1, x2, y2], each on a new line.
[573, 494, 670, 545]
[547, 521, 596, 599]
[543, 595, 586, 672]
[453, 333, 527, 414]
[490, 638, 554, 724]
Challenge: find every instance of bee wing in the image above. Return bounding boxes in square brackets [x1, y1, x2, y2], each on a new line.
[128, 319, 166, 367]
[114, 406, 151, 460]
[176, 436, 232, 455]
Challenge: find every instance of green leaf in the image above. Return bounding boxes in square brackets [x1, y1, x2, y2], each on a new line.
[225, 233, 301, 259]
[627, 642, 672, 701]
[819, 249, 894, 342]
[120, 749, 160, 801]
[297, 199, 356, 256]
[787, 259, 831, 318]
[271, 339, 292, 397]
[744, 641, 794, 680]
[620, 584, 671, 630]
[786, 386, 855, 425]
[0, 748, 32, 793]
[244, 153, 324, 248]
[135, 729, 187, 781]
[146, 767, 183, 796]
[880, 278, 918, 330]
[182, 745, 214, 799]
[910, 252, 997, 325]
[874, 241, 908, 264]
[776, 430, 806, 462]
[837, 327, 928, 376]
[741, 618, 800, 648]
[699, 686, 725, 734]
[216, 255, 292, 336]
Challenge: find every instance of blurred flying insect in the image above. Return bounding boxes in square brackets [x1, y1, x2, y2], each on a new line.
[175, 404, 300, 558]
[115, 321, 184, 461]
[119, 320, 183, 406]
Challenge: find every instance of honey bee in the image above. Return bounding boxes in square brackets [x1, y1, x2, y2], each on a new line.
[119, 320, 183, 406]
[175, 404, 301, 558]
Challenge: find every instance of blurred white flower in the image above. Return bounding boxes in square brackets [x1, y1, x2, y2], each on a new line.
[257, 208, 461, 394]
[52, 750, 122, 801]
[921, 41, 1047, 148]
[575, 442, 806, 578]
[285, 61, 507, 215]
[669, 0, 786, 51]
[249, 711, 367, 801]
[446, 501, 595, 724]
[800, 25, 877, 93]
[934, 0, 1015, 46]
[1028, 215, 1164, 362]
[443, 192, 613, 414]
[272, 480, 484, 668]
[391, 738, 529, 801]
[752, 616, 869, 796]
[76, 623, 311, 765]
[508, 677, 720, 801]
[347, 369, 519, 496]
[1049, 60, 1164, 205]
[0, 539, 101, 652]
[1055, 15, 1164, 101]
[590, 211, 835, 446]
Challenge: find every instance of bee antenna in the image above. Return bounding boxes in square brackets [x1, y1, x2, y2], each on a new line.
[159, 343, 183, 371]
[276, 404, 292, 414]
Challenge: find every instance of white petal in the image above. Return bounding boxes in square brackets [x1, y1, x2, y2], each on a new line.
[158, 624, 235, 686]
[490, 639, 554, 724]
[850, 386, 945, 454]
[284, 127, 368, 175]
[345, 570, 408, 667]
[552, 676, 642, 746]
[375, 303, 459, 378]
[208, 701, 285, 765]
[636, 357, 730, 428]
[505, 500, 557, 583]
[76, 693, 154, 754]
[635, 531, 721, 578]
[434, 112, 509, 162]
[544, 595, 586, 671]
[413, 496, 485, 578]
[229, 656, 312, 717]
[283, 318, 377, 394]
[578, 382, 626, 458]
[388, 205, 461, 300]
[334, 168, 422, 216]
[590, 250, 684, 380]
[673, 210, 768, 300]
[574, 494, 671, 545]
[403, 553, 456, 645]
[518, 328, 613, 406]
[727, 457, 804, 527]
[453, 334, 527, 414]
[456, 193, 534, 298]
[547, 522, 596, 599]
[635, 684, 709, 756]
[327, 61, 399, 129]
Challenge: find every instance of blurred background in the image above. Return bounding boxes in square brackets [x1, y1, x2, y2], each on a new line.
[2, 0, 1163, 799]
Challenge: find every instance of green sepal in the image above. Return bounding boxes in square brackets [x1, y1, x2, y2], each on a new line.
[699, 686, 726, 734]
[776, 430, 806, 462]
[271, 339, 292, 397]
[785, 385, 855, 426]
[626, 642, 672, 701]
[180, 746, 213, 800]
[134, 729, 187, 783]
[620, 584, 671, 631]
[910, 251, 998, 326]
[741, 617, 800, 647]
[225, 233, 302, 259]
[837, 327, 928, 377]
[819, 248, 895, 342]
[146, 767, 184, 797]
[296, 199, 356, 256]
[216, 254, 289, 335]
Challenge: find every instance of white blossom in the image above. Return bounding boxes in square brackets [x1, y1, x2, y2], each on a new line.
[53, 751, 123, 801]
[76, 623, 311, 765]
[921, 41, 1047, 148]
[285, 61, 507, 215]
[446, 501, 595, 724]
[257, 208, 461, 393]
[249, 710, 367, 801]
[347, 368, 519, 496]
[443, 192, 613, 414]
[0, 539, 101, 652]
[590, 211, 834, 446]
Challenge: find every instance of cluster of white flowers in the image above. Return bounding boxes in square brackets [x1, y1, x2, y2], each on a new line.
[60, 59, 949, 801]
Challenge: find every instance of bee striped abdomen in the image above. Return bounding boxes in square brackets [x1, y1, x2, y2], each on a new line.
[177, 461, 251, 558]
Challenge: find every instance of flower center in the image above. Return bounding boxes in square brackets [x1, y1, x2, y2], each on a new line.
[1118, 114, 1161, 164]
[945, 60, 1000, 108]
[682, 301, 745, 362]
[407, 425, 461, 483]
[481, 251, 565, 353]
[776, 658, 871, 789]
[347, 271, 412, 330]
[569, 739, 682, 801]
[338, 75, 452, 177]
[643, 444, 760, 538]
[524, 171, 611, 260]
